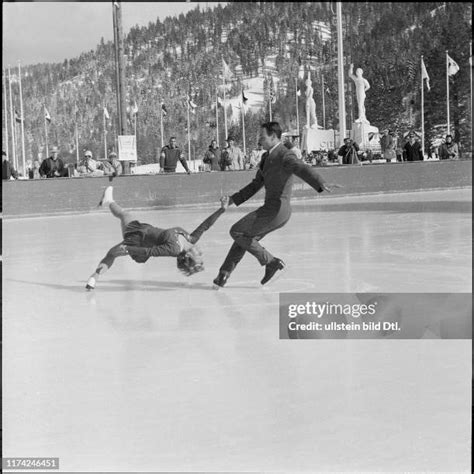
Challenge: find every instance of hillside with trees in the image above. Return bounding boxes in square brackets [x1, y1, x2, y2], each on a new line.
[4, 2, 472, 164]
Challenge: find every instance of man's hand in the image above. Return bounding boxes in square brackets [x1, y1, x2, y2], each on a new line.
[119, 244, 129, 255]
[322, 183, 343, 193]
[220, 195, 231, 210]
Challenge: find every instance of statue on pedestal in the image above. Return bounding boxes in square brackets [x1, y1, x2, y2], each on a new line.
[349, 64, 371, 123]
[305, 73, 318, 129]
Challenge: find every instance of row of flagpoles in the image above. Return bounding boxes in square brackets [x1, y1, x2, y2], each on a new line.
[420, 51, 461, 154]
[3, 47, 469, 176]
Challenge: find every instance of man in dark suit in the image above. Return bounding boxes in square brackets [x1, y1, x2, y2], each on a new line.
[213, 121, 340, 288]
[403, 133, 424, 161]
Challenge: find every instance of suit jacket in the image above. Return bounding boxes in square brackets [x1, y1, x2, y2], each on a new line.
[403, 141, 423, 161]
[231, 143, 325, 212]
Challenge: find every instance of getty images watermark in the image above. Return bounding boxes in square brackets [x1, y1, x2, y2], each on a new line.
[279, 293, 472, 339]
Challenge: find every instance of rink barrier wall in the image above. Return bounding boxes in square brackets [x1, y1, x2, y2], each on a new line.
[2, 160, 472, 218]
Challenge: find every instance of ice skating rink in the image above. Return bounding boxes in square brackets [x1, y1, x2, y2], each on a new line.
[3, 188, 472, 472]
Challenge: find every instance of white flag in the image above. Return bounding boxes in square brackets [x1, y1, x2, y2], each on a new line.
[222, 59, 233, 80]
[447, 54, 460, 76]
[421, 58, 430, 91]
[103, 106, 110, 120]
[44, 107, 51, 123]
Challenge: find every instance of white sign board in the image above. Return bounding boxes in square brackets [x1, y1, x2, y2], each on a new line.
[118, 135, 137, 162]
[302, 128, 336, 152]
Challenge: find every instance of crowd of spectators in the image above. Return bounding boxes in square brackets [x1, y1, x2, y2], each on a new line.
[1, 131, 465, 181]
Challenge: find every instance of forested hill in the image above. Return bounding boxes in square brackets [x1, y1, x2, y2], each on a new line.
[6, 2, 472, 163]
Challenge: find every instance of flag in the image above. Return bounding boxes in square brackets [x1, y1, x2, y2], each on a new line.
[15, 110, 23, 123]
[296, 86, 301, 97]
[161, 103, 167, 116]
[44, 107, 51, 123]
[222, 59, 233, 80]
[217, 96, 224, 108]
[103, 106, 110, 120]
[421, 57, 430, 91]
[188, 96, 197, 114]
[131, 101, 139, 115]
[242, 90, 248, 105]
[447, 54, 459, 76]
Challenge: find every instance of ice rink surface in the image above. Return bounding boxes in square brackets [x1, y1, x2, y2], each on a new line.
[3, 188, 472, 472]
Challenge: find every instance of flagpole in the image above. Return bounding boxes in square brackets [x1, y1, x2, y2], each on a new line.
[336, 2, 346, 145]
[44, 108, 49, 158]
[103, 105, 107, 159]
[241, 91, 246, 157]
[8, 66, 17, 171]
[322, 72, 326, 129]
[18, 61, 26, 176]
[421, 55, 425, 157]
[446, 50, 450, 135]
[3, 68, 9, 161]
[470, 41, 473, 155]
[223, 77, 228, 140]
[75, 121, 79, 166]
[160, 105, 164, 148]
[215, 89, 219, 146]
[295, 78, 300, 138]
[269, 81, 272, 121]
[187, 97, 192, 171]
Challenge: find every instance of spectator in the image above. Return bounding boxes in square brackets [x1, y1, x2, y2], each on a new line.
[338, 138, 360, 165]
[100, 151, 123, 176]
[203, 140, 221, 171]
[159, 137, 191, 174]
[248, 142, 265, 169]
[2, 151, 18, 180]
[219, 140, 232, 171]
[380, 129, 396, 163]
[403, 133, 423, 161]
[328, 149, 338, 163]
[39, 146, 67, 178]
[31, 160, 41, 179]
[439, 134, 459, 160]
[78, 150, 104, 177]
[226, 136, 244, 170]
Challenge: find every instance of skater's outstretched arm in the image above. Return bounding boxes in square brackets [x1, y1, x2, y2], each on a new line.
[282, 153, 342, 193]
[187, 205, 226, 244]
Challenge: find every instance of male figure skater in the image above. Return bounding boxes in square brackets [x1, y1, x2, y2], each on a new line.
[86, 186, 227, 289]
[213, 121, 340, 289]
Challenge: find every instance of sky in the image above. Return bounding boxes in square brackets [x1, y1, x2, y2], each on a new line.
[2, 2, 226, 67]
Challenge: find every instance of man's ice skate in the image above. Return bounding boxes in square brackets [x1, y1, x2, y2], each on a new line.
[213, 271, 230, 289]
[260, 258, 286, 285]
[98, 186, 114, 207]
[85, 276, 96, 290]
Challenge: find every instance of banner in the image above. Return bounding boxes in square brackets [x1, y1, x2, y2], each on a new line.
[118, 135, 137, 162]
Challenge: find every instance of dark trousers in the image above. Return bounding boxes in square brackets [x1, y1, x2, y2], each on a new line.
[220, 207, 290, 273]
